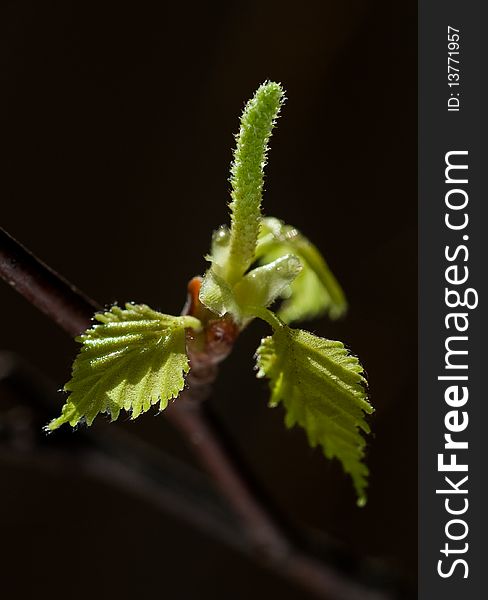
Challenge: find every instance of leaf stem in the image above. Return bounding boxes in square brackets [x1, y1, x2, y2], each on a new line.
[246, 305, 284, 330]
[178, 315, 203, 332]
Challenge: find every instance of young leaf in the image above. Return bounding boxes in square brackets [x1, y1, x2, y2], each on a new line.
[255, 217, 347, 323]
[223, 81, 285, 284]
[199, 268, 241, 321]
[233, 254, 302, 313]
[46, 304, 201, 431]
[199, 254, 301, 325]
[255, 323, 372, 504]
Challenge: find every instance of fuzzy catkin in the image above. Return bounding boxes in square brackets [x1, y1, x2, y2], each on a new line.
[226, 81, 284, 283]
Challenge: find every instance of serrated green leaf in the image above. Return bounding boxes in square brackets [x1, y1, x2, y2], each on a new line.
[255, 324, 372, 504]
[46, 304, 201, 431]
[255, 217, 347, 323]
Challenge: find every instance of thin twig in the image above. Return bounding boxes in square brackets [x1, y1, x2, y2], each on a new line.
[165, 404, 388, 600]
[0, 227, 393, 600]
[165, 402, 290, 561]
[0, 228, 99, 335]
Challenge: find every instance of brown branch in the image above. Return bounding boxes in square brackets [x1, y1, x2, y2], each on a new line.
[0, 227, 394, 600]
[165, 404, 388, 600]
[0, 228, 100, 335]
[166, 403, 290, 560]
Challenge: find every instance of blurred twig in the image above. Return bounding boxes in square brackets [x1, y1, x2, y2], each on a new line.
[0, 349, 242, 548]
[0, 226, 395, 600]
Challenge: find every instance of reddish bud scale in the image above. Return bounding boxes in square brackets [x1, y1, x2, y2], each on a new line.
[183, 277, 240, 390]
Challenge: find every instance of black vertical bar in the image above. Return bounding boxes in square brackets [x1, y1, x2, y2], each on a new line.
[419, 1, 487, 597]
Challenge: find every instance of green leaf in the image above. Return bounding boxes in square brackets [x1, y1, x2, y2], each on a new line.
[199, 268, 241, 320]
[234, 255, 302, 313]
[46, 304, 201, 431]
[222, 81, 285, 284]
[255, 217, 347, 323]
[199, 254, 301, 325]
[255, 323, 372, 504]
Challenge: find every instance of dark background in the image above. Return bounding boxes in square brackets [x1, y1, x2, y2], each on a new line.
[0, 1, 416, 598]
